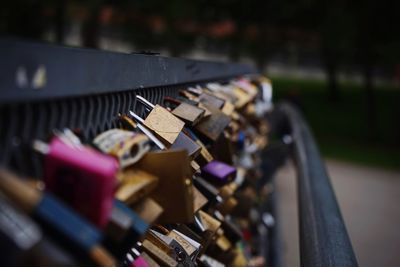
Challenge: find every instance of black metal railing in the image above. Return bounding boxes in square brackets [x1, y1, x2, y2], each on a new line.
[273, 103, 358, 267]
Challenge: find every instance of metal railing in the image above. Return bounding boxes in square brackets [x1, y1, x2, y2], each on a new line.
[273, 103, 358, 267]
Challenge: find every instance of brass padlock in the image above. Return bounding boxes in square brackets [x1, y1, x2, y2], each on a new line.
[195, 104, 231, 142]
[199, 92, 225, 109]
[141, 239, 178, 267]
[115, 169, 158, 205]
[131, 197, 164, 224]
[147, 229, 194, 267]
[130, 101, 201, 159]
[135, 95, 185, 145]
[164, 97, 205, 126]
[136, 149, 194, 223]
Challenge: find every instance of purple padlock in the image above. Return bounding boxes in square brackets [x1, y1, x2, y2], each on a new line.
[201, 160, 236, 185]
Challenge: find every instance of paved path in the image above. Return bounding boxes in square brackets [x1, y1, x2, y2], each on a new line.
[275, 159, 400, 267]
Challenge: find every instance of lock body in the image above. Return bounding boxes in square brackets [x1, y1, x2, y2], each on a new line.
[43, 137, 118, 228]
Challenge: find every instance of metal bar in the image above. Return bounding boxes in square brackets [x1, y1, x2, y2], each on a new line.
[277, 103, 358, 267]
[0, 38, 256, 104]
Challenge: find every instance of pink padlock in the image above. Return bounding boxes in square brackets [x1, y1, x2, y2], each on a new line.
[36, 136, 118, 228]
[131, 256, 150, 267]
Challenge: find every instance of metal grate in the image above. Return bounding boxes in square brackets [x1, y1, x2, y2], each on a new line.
[0, 83, 210, 178]
[0, 39, 255, 178]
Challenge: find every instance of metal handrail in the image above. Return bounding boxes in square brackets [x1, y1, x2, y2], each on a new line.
[276, 103, 358, 267]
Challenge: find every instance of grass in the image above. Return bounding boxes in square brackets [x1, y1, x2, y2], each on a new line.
[270, 76, 400, 170]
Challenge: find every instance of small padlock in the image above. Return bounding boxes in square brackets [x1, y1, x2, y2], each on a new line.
[164, 97, 205, 125]
[135, 95, 185, 145]
[183, 128, 213, 166]
[116, 169, 158, 205]
[141, 239, 178, 267]
[129, 108, 201, 159]
[33, 134, 118, 228]
[148, 229, 194, 267]
[196, 210, 221, 234]
[201, 160, 236, 186]
[195, 105, 231, 142]
[199, 92, 226, 109]
[210, 131, 234, 165]
[167, 229, 200, 259]
[131, 197, 164, 225]
[136, 149, 194, 223]
[93, 129, 150, 168]
[169, 131, 201, 159]
[193, 176, 222, 204]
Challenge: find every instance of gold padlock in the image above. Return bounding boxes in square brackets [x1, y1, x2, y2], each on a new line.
[131, 197, 164, 224]
[115, 169, 158, 205]
[135, 95, 185, 145]
[195, 105, 231, 142]
[136, 149, 194, 223]
[163, 97, 205, 126]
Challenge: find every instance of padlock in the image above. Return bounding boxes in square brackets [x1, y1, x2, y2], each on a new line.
[210, 132, 234, 165]
[183, 128, 213, 166]
[115, 169, 158, 205]
[131, 197, 164, 225]
[195, 105, 231, 142]
[201, 160, 236, 186]
[232, 78, 259, 100]
[164, 96, 205, 125]
[193, 176, 222, 204]
[0, 168, 116, 267]
[136, 149, 194, 223]
[199, 92, 225, 109]
[220, 217, 243, 244]
[123, 111, 166, 150]
[219, 182, 238, 200]
[191, 160, 201, 174]
[216, 197, 238, 216]
[169, 131, 202, 159]
[33, 135, 118, 228]
[148, 229, 194, 267]
[173, 224, 211, 255]
[135, 95, 185, 145]
[232, 86, 253, 109]
[196, 210, 221, 234]
[167, 229, 201, 259]
[129, 108, 201, 159]
[141, 239, 178, 267]
[221, 100, 235, 116]
[93, 129, 150, 168]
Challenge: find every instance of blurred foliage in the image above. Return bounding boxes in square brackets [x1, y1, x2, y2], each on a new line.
[272, 76, 400, 169]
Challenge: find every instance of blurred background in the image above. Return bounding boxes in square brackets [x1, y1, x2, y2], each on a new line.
[1, 1, 399, 266]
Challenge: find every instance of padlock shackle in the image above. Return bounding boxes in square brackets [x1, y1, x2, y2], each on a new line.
[136, 95, 155, 109]
[129, 110, 145, 124]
